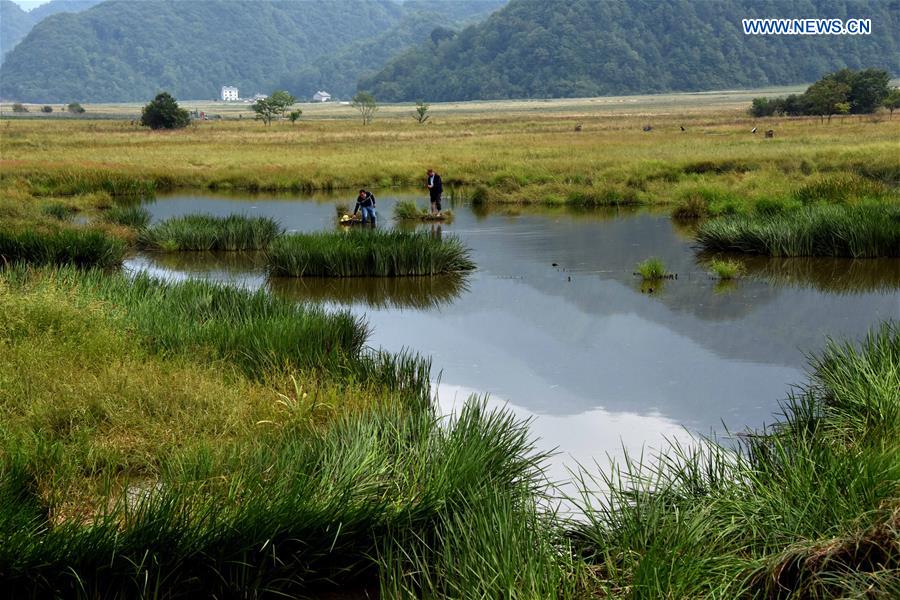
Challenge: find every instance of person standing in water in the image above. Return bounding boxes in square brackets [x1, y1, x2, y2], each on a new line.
[353, 189, 376, 225]
[426, 168, 443, 216]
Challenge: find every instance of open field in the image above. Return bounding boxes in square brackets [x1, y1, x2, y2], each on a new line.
[1, 91, 898, 595]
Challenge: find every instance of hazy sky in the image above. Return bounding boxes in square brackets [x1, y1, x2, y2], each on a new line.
[12, 0, 53, 11]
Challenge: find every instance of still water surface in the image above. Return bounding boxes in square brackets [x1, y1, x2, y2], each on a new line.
[129, 191, 899, 481]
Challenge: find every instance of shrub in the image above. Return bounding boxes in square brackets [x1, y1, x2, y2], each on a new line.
[40, 105, 53, 113]
[139, 92, 190, 130]
[11, 103, 27, 113]
[66, 102, 86, 114]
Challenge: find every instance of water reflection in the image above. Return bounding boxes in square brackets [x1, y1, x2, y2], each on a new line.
[129, 191, 898, 467]
[269, 273, 470, 310]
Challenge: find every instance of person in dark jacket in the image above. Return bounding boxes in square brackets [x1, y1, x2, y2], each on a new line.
[353, 189, 376, 225]
[426, 169, 443, 216]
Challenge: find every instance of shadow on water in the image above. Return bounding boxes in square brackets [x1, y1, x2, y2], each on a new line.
[269, 273, 471, 310]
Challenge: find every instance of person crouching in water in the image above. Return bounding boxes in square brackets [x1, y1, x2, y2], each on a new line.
[426, 168, 443, 216]
[353, 189, 376, 225]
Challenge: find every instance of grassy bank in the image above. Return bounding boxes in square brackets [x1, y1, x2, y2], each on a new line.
[571, 322, 900, 597]
[697, 203, 900, 257]
[266, 230, 476, 277]
[139, 214, 281, 251]
[393, 199, 454, 222]
[2, 109, 898, 207]
[1, 266, 896, 597]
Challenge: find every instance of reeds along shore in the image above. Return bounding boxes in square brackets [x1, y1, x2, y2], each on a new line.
[1, 263, 897, 597]
[266, 230, 476, 277]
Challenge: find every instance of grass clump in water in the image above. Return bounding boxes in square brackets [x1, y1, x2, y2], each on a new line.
[0, 227, 126, 268]
[708, 258, 743, 279]
[266, 230, 475, 277]
[392, 199, 454, 222]
[696, 203, 900, 258]
[103, 204, 151, 228]
[139, 214, 281, 251]
[635, 257, 668, 280]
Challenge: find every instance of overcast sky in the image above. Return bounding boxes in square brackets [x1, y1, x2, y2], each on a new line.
[12, 0, 53, 11]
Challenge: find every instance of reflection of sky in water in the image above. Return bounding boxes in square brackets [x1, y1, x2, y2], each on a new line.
[129, 192, 899, 475]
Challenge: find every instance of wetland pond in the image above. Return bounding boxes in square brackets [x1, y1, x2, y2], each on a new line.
[128, 191, 900, 483]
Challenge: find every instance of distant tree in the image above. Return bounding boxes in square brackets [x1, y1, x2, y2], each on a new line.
[252, 97, 279, 126]
[288, 109, 302, 124]
[840, 68, 890, 113]
[139, 92, 190, 130]
[41, 105, 53, 113]
[12, 103, 28, 112]
[352, 91, 378, 125]
[884, 88, 900, 119]
[413, 100, 430, 123]
[834, 101, 851, 123]
[805, 78, 850, 122]
[67, 102, 86, 114]
[270, 90, 297, 119]
[750, 97, 775, 117]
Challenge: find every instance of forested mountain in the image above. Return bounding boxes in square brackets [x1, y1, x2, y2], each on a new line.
[0, 0, 102, 59]
[360, 0, 900, 102]
[277, 0, 504, 98]
[0, 0, 504, 102]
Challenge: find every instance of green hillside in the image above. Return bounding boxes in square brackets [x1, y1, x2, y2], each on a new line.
[0, 0, 102, 59]
[360, 0, 900, 101]
[0, 0, 504, 102]
[1, 0, 34, 58]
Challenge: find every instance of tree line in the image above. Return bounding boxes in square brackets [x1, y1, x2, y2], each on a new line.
[750, 69, 900, 120]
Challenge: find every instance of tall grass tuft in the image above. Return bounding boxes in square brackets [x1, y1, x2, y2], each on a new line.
[103, 204, 151, 228]
[707, 258, 743, 279]
[696, 203, 900, 258]
[40, 202, 76, 221]
[266, 230, 475, 277]
[570, 322, 900, 598]
[0, 399, 559, 598]
[139, 214, 281, 251]
[0, 228, 126, 268]
[635, 257, 667, 280]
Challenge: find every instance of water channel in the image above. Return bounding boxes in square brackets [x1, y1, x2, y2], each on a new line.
[127, 191, 900, 483]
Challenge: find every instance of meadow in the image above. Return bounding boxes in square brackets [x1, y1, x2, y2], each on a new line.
[0, 94, 898, 596]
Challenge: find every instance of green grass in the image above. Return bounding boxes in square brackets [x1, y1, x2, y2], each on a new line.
[707, 258, 744, 279]
[138, 214, 281, 251]
[266, 230, 476, 277]
[40, 202, 76, 221]
[0, 397, 552, 598]
[3, 266, 368, 378]
[102, 204, 151, 228]
[0, 227, 126, 268]
[635, 257, 668, 280]
[570, 322, 900, 598]
[696, 203, 900, 257]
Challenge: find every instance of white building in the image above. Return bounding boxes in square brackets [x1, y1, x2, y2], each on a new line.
[251, 93, 268, 101]
[221, 86, 239, 101]
[312, 90, 332, 102]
